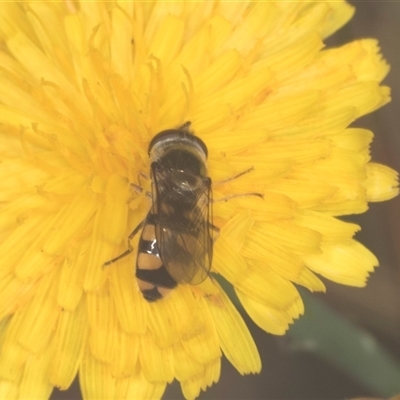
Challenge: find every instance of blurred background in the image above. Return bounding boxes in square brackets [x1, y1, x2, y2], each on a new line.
[52, 2, 400, 399]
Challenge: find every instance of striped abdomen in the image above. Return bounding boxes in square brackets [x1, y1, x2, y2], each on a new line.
[136, 213, 177, 302]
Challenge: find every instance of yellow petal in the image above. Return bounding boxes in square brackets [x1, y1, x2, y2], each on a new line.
[110, 331, 140, 378]
[181, 308, 221, 366]
[79, 350, 117, 399]
[56, 237, 89, 311]
[180, 359, 220, 400]
[108, 257, 147, 335]
[0, 379, 18, 400]
[0, 274, 37, 321]
[50, 299, 88, 389]
[323, 82, 390, 119]
[124, 370, 166, 400]
[213, 236, 248, 284]
[295, 210, 360, 244]
[83, 208, 114, 291]
[304, 239, 378, 286]
[110, 5, 134, 79]
[365, 162, 399, 201]
[101, 174, 130, 244]
[195, 50, 241, 97]
[172, 341, 204, 382]
[19, 345, 53, 399]
[235, 259, 301, 310]
[240, 90, 320, 131]
[86, 290, 122, 365]
[13, 269, 60, 353]
[139, 334, 173, 383]
[294, 267, 326, 292]
[7, 32, 78, 102]
[148, 15, 185, 69]
[42, 190, 97, 255]
[319, 1, 355, 38]
[237, 289, 304, 335]
[0, 317, 30, 382]
[206, 284, 260, 375]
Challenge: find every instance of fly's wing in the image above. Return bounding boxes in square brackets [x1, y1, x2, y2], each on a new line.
[152, 163, 213, 285]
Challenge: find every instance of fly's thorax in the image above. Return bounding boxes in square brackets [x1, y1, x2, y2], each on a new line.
[149, 126, 209, 203]
[149, 127, 208, 176]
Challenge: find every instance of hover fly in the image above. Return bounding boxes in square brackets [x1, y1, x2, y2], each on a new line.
[104, 122, 214, 302]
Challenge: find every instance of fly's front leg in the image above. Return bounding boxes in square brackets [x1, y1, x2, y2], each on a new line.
[131, 183, 152, 199]
[213, 166, 255, 186]
[103, 220, 145, 267]
[213, 192, 263, 203]
[131, 172, 152, 199]
[212, 166, 263, 201]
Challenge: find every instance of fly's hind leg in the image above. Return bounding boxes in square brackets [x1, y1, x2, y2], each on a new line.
[103, 220, 145, 267]
[211, 223, 220, 243]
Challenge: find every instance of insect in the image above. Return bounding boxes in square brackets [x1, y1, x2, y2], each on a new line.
[104, 122, 214, 302]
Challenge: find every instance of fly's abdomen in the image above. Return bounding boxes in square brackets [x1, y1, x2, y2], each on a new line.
[136, 215, 177, 302]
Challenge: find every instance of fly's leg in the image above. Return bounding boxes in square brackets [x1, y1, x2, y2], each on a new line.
[214, 166, 256, 185]
[178, 121, 192, 131]
[131, 183, 152, 199]
[213, 192, 263, 203]
[103, 220, 145, 267]
[138, 171, 149, 181]
[131, 172, 152, 198]
[205, 225, 222, 292]
[211, 223, 220, 243]
[212, 166, 263, 202]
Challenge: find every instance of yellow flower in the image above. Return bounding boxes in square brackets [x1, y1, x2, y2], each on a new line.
[0, 1, 397, 399]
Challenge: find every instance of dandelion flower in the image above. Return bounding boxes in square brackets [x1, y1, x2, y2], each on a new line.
[0, 1, 398, 399]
